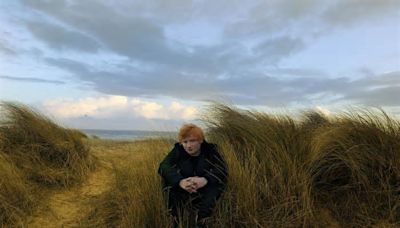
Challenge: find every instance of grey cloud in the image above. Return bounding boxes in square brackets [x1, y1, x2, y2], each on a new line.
[0, 42, 16, 55]
[0, 75, 65, 84]
[45, 58, 217, 100]
[322, 0, 400, 27]
[224, 0, 320, 37]
[26, 21, 100, 52]
[44, 55, 400, 107]
[41, 57, 316, 106]
[45, 58, 89, 74]
[264, 67, 328, 77]
[356, 71, 400, 87]
[252, 37, 305, 64]
[339, 71, 400, 106]
[25, 0, 193, 24]
[23, 0, 306, 69]
[24, 0, 181, 63]
[17, 1, 399, 109]
[291, 71, 400, 107]
[225, 0, 398, 40]
[347, 86, 400, 106]
[24, 0, 230, 76]
[18, 0, 321, 107]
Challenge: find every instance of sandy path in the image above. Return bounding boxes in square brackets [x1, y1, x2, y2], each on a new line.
[27, 155, 113, 228]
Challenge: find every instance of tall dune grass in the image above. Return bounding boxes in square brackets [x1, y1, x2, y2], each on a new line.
[0, 102, 96, 226]
[85, 104, 400, 227]
[85, 139, 171, 227]
[205, 105, 316, 227]
[0, 153, 35, 226]
[309, 110, 400, 226]
[0, 102, 96, 187]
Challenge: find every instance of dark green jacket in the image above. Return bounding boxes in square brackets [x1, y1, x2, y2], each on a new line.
[158, 141, 228, 188]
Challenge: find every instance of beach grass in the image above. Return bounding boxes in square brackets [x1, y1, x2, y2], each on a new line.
[1, 101, 399, 227]
[84, 104, 399, 227]
[0, 102, 96, 226]
[0, 153, 36, 226]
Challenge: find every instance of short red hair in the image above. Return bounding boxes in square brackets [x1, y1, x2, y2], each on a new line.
[178, 123, 204, 143]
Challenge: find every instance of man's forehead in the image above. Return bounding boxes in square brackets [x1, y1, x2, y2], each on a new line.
[183, 135, 199, 140]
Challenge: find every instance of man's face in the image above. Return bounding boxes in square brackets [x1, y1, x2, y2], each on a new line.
[181, 135, 202, 156]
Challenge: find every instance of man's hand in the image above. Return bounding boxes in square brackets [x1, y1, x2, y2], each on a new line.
[179, 177, 208, 193]
[190, 176, 208, 189]
[179, 177, 197, 193]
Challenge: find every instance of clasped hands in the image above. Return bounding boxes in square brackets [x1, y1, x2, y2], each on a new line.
[179, 176, 208, 193]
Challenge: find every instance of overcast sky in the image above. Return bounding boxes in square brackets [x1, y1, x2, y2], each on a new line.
[0, 0, 399, 131]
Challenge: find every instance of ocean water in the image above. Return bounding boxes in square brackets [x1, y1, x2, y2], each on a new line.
[80, 129, 176, 141]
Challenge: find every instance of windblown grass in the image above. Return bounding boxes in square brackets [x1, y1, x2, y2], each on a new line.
[309, 109, 400, 226]
[0, 102, 96, 226]
[205, 105, 316, 227]
[85, 139, 172, 227]
[0, 102, 95, 187]
[0, 153, 35, 226]
[85, 103, 399, 227]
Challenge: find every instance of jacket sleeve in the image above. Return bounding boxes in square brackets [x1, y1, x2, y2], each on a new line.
[203, 145, 228, 186]
[158, 145, 184, 187]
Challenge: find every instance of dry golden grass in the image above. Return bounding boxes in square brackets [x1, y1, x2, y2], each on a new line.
[0, 153, 35, 226]
[0, 102, 96, 226]
[85, 104, 399, 227]
[84, 139, 172, 227]
[308, 109, 400, 226]
[1, 102, 399, 227]
[0, 102, 96, 187]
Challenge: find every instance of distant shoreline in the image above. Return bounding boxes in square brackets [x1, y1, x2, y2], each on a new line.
[80, 129, 177, 141]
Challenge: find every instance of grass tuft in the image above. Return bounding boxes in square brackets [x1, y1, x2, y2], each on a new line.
[0, 101, 96, 226]
[0, 153, 35, 226]
[0, 102, 95, 187]
[309, 109, 400, 226]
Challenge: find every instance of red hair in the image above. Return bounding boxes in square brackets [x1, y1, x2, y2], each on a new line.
[178, 123, 204, 143]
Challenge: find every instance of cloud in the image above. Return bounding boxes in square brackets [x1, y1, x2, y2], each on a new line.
[2, 0, 397, 110]
[131, 99, 163, 119]
[223, 0, 322, 37]
[23, 0, 183, 63]
[0, 75, 65, 84]
[22, 0, 309, 68]
[26, 20, 100, 52]
[41, 55, 400, 107]
[0, 41, 16, 55]
[340, 71, 400, 106]
[43, 96, 128, 118]
[224, 0, 398, 38]
[43, 95, 198, 120]
[170, 101, 197, 120]
[322, 0, 399, 27]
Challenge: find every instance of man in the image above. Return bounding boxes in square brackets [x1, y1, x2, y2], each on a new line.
[158, 124, 228, 228]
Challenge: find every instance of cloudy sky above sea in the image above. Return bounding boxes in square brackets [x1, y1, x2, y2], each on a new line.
[0, 0, 399, 131]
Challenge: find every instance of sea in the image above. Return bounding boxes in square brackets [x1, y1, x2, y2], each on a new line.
[80, 129, 176, 141]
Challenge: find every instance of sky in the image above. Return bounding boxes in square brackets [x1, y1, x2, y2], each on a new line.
[0, 0, 399, 131]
